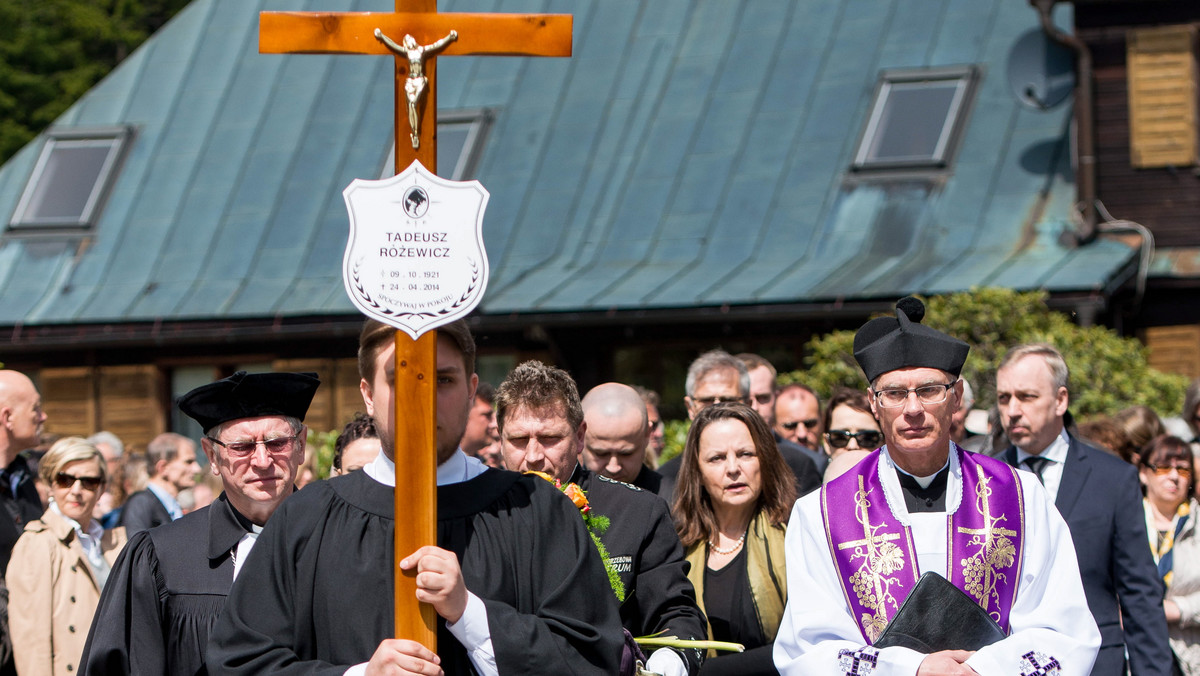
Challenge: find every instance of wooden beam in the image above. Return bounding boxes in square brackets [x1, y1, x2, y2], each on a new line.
[261, 12, 572, 57]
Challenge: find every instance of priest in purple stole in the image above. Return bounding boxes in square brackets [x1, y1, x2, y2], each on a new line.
[774, 298, 1100, 676]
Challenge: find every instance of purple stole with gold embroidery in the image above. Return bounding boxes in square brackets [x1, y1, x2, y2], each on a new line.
[821, 445, 1024, 644]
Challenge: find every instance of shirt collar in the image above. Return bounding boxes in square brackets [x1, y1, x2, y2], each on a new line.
[1016, 427, 1069, 466]
[879, 443, 964, 524]
[207, 493, 255, 562]
[49, 500, 102, 540]
[365, 449, 487, 488]
[146, 482, 183, 517]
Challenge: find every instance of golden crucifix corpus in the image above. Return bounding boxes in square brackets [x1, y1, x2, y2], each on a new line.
[260, 0, 571, 650]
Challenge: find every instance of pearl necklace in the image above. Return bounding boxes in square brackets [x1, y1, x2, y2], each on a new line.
[709, 530, 746, 555]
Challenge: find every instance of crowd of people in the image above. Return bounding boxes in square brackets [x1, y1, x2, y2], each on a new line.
[0, 297, 1197, 674]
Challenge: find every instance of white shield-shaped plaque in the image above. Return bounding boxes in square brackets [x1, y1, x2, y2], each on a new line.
[342, 160, 490, 339]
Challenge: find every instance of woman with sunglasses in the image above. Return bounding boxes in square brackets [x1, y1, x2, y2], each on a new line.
[674, 404, 796, 675]
[7, 437, 127, 676]
[1139, 434, 1200, 674]
[821, 388, 882, 458]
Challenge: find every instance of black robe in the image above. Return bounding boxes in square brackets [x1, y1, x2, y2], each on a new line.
[207, 468, 623, 675]
[79, 493, 251, 676]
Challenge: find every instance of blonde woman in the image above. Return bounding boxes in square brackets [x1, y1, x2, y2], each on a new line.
[7, 437, 127, 676]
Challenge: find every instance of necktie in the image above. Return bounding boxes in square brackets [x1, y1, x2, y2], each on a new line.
[1022, 456, 1050, 485]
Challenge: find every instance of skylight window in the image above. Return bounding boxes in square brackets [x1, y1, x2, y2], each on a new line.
[9, 127, 131, 230]
[381, 109, 492, 180]
[854, 68, 976, 171]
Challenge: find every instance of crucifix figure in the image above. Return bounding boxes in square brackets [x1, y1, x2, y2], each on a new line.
[257, 0, 573, 656]
[374, 28, 457, 149]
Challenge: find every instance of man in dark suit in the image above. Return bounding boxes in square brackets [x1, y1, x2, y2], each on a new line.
[996, 343, 1171, 676]
[118, 432, 200, 534]
[656, 350, 821, 502]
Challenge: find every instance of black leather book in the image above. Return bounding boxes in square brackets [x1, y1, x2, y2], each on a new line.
[872, 572, 1006, 652]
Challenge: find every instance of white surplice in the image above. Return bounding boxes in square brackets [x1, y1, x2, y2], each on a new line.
[773, 446, 1101, 676]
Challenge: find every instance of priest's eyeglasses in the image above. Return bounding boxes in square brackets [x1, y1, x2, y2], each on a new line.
[208, 435, 301, 457]
[872, 382, 956, 408]
[1146, 463, 1192, 479]
[54, 473, 103, 491]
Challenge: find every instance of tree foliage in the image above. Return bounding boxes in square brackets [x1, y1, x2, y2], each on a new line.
[0, 0, 191, 162]
[781, 288, 1188, 420]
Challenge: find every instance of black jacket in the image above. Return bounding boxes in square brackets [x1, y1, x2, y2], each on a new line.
[573, 466, 707, 675]
[118, 489, 173, 536]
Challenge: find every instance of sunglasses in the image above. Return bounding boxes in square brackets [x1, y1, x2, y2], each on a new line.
[826, 429, 883, 449]
[54, 473, 104, 491]
[1147, 463, 1192, 479]
[781, 419, 819, 432]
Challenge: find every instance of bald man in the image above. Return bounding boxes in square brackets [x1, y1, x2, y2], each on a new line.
[774, 384, 823, 453]
[0, 370, 50, 676]
[581, 383, 662, 493]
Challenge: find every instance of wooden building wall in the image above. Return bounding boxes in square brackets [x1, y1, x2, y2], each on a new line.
[36, 358, 365, 453]
[1079, 4, 1200, 248]
[1145, 324, 1200, 380]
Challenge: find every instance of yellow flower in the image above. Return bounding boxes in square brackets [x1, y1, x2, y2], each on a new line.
[524, 470, 560, 487]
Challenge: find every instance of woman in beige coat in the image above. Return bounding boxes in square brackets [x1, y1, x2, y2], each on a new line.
[7, 437, 127, 676]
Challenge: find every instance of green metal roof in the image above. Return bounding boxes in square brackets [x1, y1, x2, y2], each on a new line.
[0, 0, 1136, 327]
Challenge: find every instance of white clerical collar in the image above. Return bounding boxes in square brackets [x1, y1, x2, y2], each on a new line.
[364, 448, 487, 488]
[1015, 427, 1069, 466]
[878, 444, 963, 525]
[232, 525, 264, 581]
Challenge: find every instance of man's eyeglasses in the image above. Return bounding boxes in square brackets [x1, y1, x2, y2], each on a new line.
[1147, 463, 1192, 479]
[752, 393, 773, 406]
[693, 396, 749, 407]
[872, 382, 956, 408]
[54, 473, 103, 491]
[780, 419, 819, 432]
[207, 434, 301, 457]
[826, 429, 883, 449]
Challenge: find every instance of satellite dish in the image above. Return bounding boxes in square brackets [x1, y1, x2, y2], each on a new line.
[1007, 28, 1076, 110]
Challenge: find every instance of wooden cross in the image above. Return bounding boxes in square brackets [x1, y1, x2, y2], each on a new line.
[259, 0, 571, 651]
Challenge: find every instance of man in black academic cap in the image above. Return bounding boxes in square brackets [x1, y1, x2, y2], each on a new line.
[773, 298, 1101, 676]
[79, 370, 319, 676]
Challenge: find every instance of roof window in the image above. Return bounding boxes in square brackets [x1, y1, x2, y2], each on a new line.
[9, 127, 131, 230]
[854, 67, 976, 171]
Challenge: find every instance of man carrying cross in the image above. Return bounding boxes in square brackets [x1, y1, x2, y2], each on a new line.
[206, 319, 622, 675]
[773, 298, 1100, 676]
